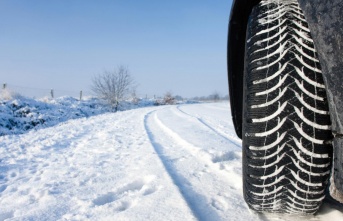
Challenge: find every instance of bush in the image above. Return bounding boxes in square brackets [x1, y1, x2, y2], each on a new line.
[163, 92, 175, 105]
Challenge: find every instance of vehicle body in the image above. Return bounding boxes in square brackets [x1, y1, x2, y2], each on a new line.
[227, 0, 343, 211]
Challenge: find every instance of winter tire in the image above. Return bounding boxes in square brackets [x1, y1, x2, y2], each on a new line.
[242, 0, 333, 214]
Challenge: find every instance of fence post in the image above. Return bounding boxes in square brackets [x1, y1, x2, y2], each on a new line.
[80, 90, 83, 101]
[51, 89, 54, 98]
[3, 83, 6, 89]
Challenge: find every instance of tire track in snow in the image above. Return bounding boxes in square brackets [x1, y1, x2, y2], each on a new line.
[144, 109, 254, 221]
[175, 105, 241, 148]
[151, 109, 243, 189]
[144, 110, 210, 221]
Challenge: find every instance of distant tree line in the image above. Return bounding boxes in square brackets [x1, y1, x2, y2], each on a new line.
[191, 92, 229, 102]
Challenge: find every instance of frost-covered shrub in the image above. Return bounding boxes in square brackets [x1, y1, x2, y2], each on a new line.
[0, 94, 194, 136]
[0, 96, 109, 136]
[164, 92, 175, 105]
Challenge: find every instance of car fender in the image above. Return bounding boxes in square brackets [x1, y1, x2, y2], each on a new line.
[298, 0, 343, 197]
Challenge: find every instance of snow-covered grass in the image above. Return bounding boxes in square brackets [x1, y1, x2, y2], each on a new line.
[0, 100, 342, 220]
[0, 94, 195, 136]
[0, 96, 107, 136]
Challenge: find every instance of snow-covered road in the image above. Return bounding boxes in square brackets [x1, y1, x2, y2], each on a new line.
[0, 103, 342, 220]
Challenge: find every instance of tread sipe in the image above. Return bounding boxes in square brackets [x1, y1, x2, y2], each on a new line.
[242, 0, 333, 214]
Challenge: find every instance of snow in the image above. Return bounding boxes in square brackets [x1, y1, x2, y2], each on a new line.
[0, 95, 181, 136]
[0, 96, 107, 136]
[0, 101, 343, 221]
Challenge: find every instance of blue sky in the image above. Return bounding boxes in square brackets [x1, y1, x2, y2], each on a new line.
[0, 0, 233, 98]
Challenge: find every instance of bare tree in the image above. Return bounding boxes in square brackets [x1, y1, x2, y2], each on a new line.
[92, 66, 134, 111]
[163, 91, 175, 105]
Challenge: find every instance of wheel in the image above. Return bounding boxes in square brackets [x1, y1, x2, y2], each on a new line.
[242, 0, 333, 214]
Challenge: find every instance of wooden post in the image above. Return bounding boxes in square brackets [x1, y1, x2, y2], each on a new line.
[80, 90, 83, 101]
[51, 89, 54, 98]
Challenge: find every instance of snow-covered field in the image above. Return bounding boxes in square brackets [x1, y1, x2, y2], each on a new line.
[1, 103, 343, 220]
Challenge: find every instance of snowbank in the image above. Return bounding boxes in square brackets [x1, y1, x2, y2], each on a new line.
[0, 95, 198, 136]
[0, 96, 109, 136]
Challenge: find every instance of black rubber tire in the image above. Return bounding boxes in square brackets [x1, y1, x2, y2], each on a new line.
[242, 0, 333, 214]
